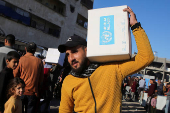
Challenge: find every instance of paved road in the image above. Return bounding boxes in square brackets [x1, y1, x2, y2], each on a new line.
[122, 100, 146, 113]
[49, 99, 146, 113]
[50, 98, 60, 113]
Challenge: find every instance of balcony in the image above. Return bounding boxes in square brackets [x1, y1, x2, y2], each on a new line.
[36, 0, 66, 16]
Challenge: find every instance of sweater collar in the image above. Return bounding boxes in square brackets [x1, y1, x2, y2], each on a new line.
[69, 63, 100, 78]
[24, 52, 34, 57]
[5, 46, 12, 49]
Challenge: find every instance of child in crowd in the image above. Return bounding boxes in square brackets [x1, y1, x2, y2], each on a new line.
[4, 77, 25, 113]
[150, 94, 157, 113]
[0, 51, 20, 112]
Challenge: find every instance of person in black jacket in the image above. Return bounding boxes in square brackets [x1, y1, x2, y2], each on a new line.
[157, 80, 164, 95]
[0, 51, 20, 113]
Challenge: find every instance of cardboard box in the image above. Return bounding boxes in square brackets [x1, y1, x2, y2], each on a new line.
[87, 5, 131, 63]
[45, 48, 65, 66]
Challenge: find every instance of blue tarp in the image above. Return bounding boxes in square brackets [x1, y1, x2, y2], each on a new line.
[0, 5, 30, 25]
[145, 78, 150, 89]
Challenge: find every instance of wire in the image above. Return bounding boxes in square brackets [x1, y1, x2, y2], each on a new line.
[88, 77, 97, 113]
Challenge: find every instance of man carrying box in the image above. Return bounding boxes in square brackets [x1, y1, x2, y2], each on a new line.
[58, 7, 154, 113]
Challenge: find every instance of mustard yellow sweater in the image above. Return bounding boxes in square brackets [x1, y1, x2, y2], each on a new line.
[59, 27, 154, 113]
[4, 96, 22, 113]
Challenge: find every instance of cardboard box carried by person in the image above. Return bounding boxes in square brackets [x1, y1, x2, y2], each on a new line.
[45, 48, 65, 66]
[87, 5, 131, 63]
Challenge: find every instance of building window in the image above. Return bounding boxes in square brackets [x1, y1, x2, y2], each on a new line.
[70, 5, 75, 13]
[81, 0, 93, 9]
[31, 14, 61, 38]
[77, 14, 88, 29]
[31, 15, 45, 31]
[0, 2, 31, 25]
[46, 23, 61, 38]
[36, 0, 66, 16]
[0, 0, 61, 38]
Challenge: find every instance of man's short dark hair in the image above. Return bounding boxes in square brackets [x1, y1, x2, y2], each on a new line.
[6, 51, 20, 61]
[5, 34, 15, 45]
[26, 42, 37, 53]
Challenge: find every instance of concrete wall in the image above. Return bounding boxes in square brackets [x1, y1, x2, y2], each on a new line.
[2, 0, 90, 48]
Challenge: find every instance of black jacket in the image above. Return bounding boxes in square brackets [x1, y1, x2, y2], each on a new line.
[0, 67, 14, 111]
[157, 83, 164, 95]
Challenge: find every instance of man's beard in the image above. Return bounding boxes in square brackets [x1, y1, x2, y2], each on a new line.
[71, 58, 88, 74]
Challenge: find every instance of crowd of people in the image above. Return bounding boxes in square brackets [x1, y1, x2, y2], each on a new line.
[122, 76, 170, 113]
[0, 34, 71, 113]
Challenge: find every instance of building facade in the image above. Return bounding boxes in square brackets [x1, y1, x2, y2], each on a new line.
[0, 0, 94, 49]
[137, 55, 170, 82]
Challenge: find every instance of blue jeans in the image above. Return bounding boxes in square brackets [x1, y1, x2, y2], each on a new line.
[21, 95, 38, 113]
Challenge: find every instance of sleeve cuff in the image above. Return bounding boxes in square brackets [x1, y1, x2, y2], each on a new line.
[131, 22, 142, 31]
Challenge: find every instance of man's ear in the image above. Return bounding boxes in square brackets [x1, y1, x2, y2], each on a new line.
[6, 59, 9, 64]
[25, 47, 27, 52]
[4, 39, 8, 44]
[84, 46, 87, 55]
[84, 46, 87, 51]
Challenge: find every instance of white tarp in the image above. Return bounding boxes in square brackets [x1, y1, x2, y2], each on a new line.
[42, 49, 47, 57]
[143, 75, 155, 79]
[45, 48, 65, 66]
[141, 93, 148, 107]
[139, 91, 144, 105]
[156, 96, 167, 110]
[167, 68, 170, 72]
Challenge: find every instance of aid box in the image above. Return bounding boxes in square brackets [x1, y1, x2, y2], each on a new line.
[87, 5, 131, 63]
[45, 48, 65, 66]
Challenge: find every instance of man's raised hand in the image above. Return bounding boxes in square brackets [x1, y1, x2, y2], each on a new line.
[123, 6, 138, 26]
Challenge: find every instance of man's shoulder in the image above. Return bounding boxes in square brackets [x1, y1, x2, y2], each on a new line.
[0, 46, 16, 53]
[21, 54, 41, 61]
[139, 79, 144, 82]
[64, 74, 75, 80]
[0, 67, 8, 74]
[0, 68, 6, 77]
[35, 57, 43, 64]
[0, 67, 13, 78]
[0, 46, 7, 53]
[62, 74, 78, 85]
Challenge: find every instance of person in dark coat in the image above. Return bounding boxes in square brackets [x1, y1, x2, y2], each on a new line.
[144, 79, 156, 112]
[130, 77, 137, 101]
[157, 80, 164, 95]
[145, 79, 156, 97]
[0, 51, 20, 113]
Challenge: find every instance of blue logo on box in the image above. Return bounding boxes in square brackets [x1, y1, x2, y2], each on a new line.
[100, 15, 115, 45]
